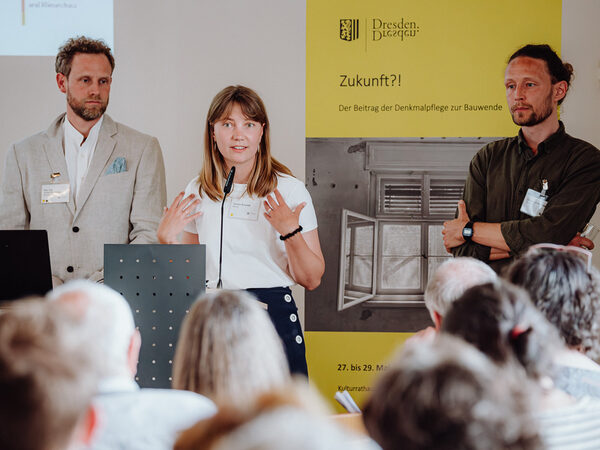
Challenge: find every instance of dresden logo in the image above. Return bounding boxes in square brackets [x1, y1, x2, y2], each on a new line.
[340, 19, 359, 41]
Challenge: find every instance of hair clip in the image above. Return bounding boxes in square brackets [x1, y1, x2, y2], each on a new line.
[510, 325, 530, 340]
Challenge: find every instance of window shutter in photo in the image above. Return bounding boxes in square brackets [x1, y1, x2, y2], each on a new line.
[428, 179, 464, 217]
[381, 178, 423, 216]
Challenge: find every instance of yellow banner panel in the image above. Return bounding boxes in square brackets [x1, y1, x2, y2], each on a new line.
[307, 0, 562, 137]
[305, 331, 412, 412]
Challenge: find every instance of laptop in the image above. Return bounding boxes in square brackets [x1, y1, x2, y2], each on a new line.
[0, 230, 52, 302]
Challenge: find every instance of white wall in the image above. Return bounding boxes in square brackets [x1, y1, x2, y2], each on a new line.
[561, 0, 600, 266]
[0, 0, 599, 320]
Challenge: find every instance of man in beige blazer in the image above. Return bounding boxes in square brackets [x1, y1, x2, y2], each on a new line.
[0, 37, 166, 285]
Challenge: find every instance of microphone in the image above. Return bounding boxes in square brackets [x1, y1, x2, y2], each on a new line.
[217, 166, 235, 289]
[223, 166, 235, 195]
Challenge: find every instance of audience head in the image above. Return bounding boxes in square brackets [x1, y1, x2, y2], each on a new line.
[506, 246, 600, 360]
[425, 257, 497, 329]
[0, 299, 97, 450]
[363, 335, 542, 450]
[442, 281, 561, 380]
[55, 36, 115, 77]
[172, 290, 290, 406]
[174, 382, 373, 450]
[47, 280, 140, 379]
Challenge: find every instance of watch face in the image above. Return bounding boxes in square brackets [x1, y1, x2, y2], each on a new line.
[463, 227, 473, 238]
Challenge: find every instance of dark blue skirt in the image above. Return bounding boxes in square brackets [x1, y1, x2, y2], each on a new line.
[246, 286, 308, 376]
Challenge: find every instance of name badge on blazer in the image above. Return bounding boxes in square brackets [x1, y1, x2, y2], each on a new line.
[228, 198, 260, 221]
[41, 184, 70, 203]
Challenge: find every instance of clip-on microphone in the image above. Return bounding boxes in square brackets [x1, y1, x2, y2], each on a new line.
[217, 166, 235, 288]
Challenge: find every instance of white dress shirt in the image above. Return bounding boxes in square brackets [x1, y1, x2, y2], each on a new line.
[90, 375, 216, 450]
[63, 115, 103, 206]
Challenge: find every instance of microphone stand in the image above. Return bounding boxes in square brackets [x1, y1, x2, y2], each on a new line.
[217, 166, 235, 289]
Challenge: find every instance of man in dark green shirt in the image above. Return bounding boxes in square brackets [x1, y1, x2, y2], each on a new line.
[442, 44, 600, 272]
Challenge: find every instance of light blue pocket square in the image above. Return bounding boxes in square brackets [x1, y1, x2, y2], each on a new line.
[105, 157, 127, 175]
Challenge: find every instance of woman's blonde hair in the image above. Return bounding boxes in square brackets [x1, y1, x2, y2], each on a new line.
[198, 85, 293, 201]
[172, 290, 290, 406]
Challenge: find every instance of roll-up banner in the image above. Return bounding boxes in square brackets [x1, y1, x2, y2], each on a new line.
[304, 0, 562, 411]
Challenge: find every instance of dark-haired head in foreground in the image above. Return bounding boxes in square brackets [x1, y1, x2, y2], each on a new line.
[442, 281, 561, 380]
[363, 335, 542, 450]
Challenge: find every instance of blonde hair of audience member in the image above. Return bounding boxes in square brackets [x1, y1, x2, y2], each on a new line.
[506, 248, 600, 361]
[172, 290, 290, 406]
[47, 280, 140, 379]
[174, 381, 375, 450]
[0, 299, 97, 450]
[424, 257, 497, 329]
[363, 335, 543, 450]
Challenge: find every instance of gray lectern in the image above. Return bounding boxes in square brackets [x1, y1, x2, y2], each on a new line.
[104, 244, 206, 389]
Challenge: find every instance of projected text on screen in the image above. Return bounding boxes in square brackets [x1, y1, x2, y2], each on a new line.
[0, 0, 114, 56]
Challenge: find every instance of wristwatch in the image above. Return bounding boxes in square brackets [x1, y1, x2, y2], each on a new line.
[462, 221, 474, 242]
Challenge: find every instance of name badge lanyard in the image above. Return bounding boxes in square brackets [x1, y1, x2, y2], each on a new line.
[541, 179, 548, 197]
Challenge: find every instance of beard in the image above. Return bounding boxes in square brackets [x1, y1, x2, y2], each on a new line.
[510, 91, 553, 127]
[67, 91, 108, 121]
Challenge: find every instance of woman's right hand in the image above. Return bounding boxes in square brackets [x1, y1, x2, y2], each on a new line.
[157, 192, 202, 244]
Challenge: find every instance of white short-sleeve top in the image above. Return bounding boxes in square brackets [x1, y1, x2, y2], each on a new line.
[183, 174, 318, 289]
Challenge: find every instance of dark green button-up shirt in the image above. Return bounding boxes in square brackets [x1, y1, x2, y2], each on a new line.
[453, 122, 600, 271]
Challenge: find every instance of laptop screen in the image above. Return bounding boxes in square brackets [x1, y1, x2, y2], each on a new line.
[0, 230, 52, 301]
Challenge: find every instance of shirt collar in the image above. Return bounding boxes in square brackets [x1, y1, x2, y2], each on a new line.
[517, 121, 566, 158]
[64, 115, 104, 147]
[97, 375, 140, 395]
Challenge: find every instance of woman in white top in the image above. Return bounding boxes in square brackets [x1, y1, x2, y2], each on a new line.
[158, 85, 325, 375]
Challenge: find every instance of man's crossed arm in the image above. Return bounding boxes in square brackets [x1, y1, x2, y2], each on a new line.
[442, 200, 593, 261]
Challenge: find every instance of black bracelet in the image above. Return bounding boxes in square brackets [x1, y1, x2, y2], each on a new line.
[280, 225, 303, 241]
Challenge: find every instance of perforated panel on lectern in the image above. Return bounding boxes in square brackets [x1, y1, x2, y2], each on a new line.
[104, 244, 205, 389]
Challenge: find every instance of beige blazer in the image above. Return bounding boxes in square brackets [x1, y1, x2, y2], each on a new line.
[0, 114, 166, 283]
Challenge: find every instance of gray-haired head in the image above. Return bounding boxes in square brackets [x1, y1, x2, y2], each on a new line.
[363, 334, 542, 450]
[47, 280, 136, 379]
[506, 248, 600, 360]
[425, 257, 497, 327]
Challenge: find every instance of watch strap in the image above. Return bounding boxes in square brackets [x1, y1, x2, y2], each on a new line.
[462, 221, 474, 241]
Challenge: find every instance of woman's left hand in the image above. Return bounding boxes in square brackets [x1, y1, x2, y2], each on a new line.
[265, 189, 324, 290]
[264, 189, 305, 236]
